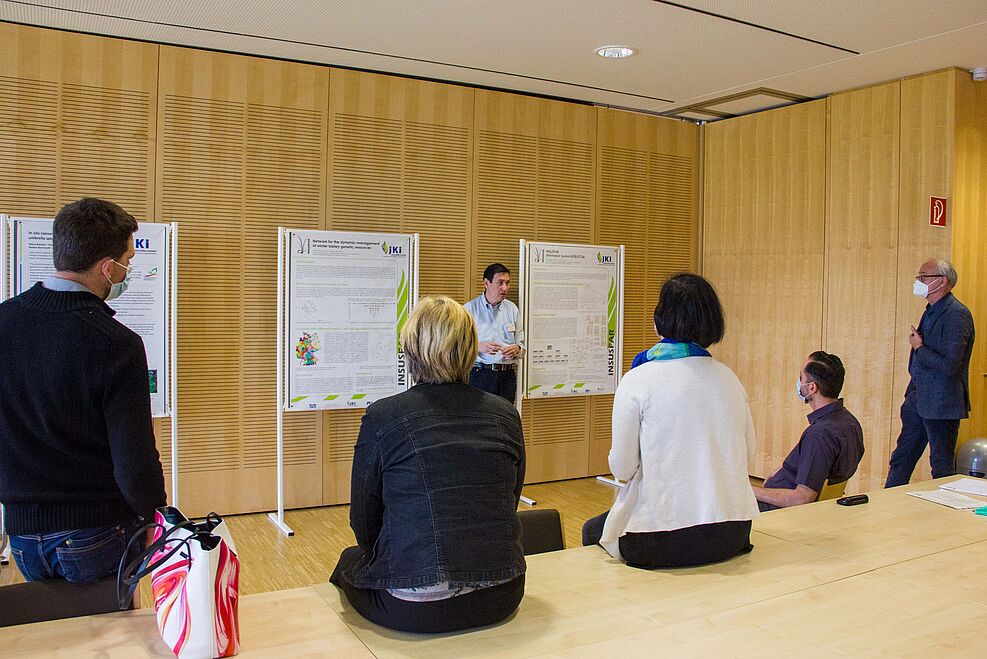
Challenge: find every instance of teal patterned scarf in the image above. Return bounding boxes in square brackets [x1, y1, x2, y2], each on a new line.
[644, 339, 710, 362]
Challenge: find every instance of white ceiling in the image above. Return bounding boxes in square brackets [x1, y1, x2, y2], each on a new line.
[2, 0, 986, 118]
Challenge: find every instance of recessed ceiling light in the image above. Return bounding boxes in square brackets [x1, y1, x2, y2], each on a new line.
[595, 45, 635, 59]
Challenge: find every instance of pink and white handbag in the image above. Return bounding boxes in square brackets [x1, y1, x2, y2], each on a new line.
[119, 507, 240, 658]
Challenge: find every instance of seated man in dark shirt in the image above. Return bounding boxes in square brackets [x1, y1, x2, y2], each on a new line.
[753, 351, 865, 511]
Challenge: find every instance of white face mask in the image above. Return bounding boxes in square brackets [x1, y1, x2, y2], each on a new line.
[796, 377, 808, 404]
[912, 279, 929, 298]
[105, 260, 132, 301]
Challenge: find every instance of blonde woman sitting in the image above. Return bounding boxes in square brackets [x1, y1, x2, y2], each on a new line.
[330, 296, 526, 633]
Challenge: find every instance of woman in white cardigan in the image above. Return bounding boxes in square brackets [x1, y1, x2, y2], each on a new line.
[582, 273, 759, 569]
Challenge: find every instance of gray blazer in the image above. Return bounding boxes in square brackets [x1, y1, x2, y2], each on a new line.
[906, 293, 975, 420]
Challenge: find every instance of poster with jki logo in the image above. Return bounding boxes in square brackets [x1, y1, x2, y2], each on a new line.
[285, 229, 412, 410]
[12, 219, 171, 417]
[524, 243, 620, 399]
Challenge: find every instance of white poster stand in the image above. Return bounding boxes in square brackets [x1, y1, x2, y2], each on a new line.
[518, 240, 625, 401]
[271, 227, 419, 536]
[0, 215, 180, 506]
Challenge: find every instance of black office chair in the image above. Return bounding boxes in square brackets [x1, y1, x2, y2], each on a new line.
[0, 575, 134, 627]
[518, 508, 565, 555]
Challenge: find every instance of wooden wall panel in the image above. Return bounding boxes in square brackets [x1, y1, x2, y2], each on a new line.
[0, 23, 156, 219]
[474, 90, 599, 482]
[0, 23, 165, 489]
[894, 72, 955, 482]
[242, 58, 327, 506]
[156, 47, 327, 515]
[595, 109, 700, 475]
[0, 74, 58, 216]
[826, 84, 901, 493]
[473, 92, 539, 300]
[323, 408, 364, 505]
[588, 395, 615, 475]
[2, 24, 700, 510]
[597, 109, 700, 371]
[328, 69, 473, 298]
[952, 69, 987, 448]
[703, 101, 827, 478]
[324, 69, 473, 503]
[597, 144, 650, 374]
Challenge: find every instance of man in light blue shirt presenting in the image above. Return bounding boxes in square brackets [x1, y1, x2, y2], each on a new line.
[464, 263, 525, 403]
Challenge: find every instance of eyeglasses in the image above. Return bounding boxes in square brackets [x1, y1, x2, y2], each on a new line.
[915, 274, 945, 282]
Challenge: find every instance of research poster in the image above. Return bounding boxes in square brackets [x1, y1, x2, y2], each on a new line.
[285, 230, 412, 410]
[11, 218, 172, 417]
[523, 242, 621, 398]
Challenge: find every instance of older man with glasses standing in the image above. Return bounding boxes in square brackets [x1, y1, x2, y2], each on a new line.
[885, 259, 975, 487]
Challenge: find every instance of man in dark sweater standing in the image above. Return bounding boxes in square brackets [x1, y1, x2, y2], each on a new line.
[0, 198, 166, 583]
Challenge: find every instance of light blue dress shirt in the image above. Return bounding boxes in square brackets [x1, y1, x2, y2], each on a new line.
[463, 294, 525, 365]
[42, 275, 97, 295]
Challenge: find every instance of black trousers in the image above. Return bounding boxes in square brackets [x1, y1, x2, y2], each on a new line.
[581, 511, 753, 569]
[329, 546, 525, 634]
[468, 366, 516, 404]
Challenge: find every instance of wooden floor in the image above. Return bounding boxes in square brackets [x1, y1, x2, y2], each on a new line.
[0, 477, 620, 606]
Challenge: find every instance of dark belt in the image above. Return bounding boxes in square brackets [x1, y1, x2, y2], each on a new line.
[474, 362, 515, 372]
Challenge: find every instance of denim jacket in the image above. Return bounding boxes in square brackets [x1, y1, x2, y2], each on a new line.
[344, 382, 526, 590]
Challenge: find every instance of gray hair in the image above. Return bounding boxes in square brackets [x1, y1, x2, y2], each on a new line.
[931, 260, 958, 287]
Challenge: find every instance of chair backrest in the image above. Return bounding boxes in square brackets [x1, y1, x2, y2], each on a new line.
[517, 508, 565, 555]
[0, 576, 132, 628]
[817, 479, 848, 501]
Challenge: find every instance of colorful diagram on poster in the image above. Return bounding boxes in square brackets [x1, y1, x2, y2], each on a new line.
[295, 331, 321, 366]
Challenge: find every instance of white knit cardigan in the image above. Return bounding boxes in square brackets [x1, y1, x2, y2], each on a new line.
[600, 356, 760, 561]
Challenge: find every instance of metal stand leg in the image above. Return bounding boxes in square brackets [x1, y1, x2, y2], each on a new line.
[519, 495, 537, 506]
[596, 475, 624, 488]
[267, 512, 294, 537]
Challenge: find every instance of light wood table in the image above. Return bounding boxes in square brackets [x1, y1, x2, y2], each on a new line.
[314, 531, 870, 659]
[754, 477, 987, 569]
[7, 479, 987, 657]
[314, 478, 987, 658]
[0, 585, 372, 658]
[546, 539, 987, 657]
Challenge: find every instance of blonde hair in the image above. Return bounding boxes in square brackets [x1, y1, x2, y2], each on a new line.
[401, 296, 478, 384]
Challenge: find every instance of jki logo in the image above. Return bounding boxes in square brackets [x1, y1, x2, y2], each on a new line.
[295, 237, 311, 254]
[135, 239, 150, 249]
[381, 241, 403, 255]
[597, 252, 613, 264]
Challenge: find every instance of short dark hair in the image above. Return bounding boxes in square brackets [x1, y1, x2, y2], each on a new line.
[653, 273, 725, 348]
[804, 351, 845, 399]
[483, 263, 510, 282]
[53, 198, 138, 272]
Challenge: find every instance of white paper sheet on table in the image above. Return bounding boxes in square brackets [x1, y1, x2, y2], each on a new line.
[939, 477, 987, 497]
[907, 490, 984, 509]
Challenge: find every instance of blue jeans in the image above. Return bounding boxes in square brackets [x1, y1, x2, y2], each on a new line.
[885, 395, 961, 487]
[9, 524, 140, 584]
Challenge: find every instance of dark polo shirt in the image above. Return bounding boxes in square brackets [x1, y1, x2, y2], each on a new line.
[763, 399, 865, 505]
